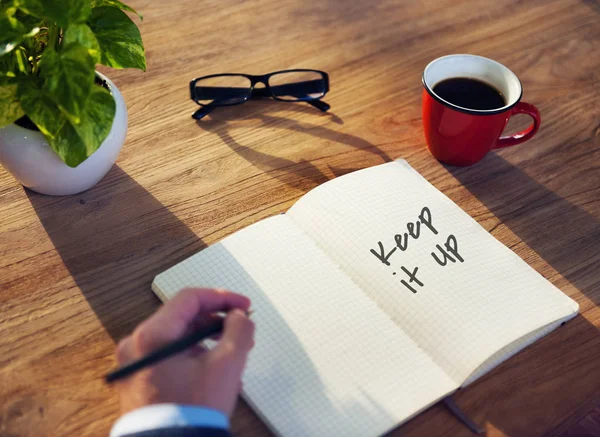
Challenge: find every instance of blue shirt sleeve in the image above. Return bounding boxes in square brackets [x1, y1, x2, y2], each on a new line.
[110, 404, 229, 437]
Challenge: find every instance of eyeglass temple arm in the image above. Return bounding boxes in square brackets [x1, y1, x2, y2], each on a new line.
[192, 105, 214, 120]
[307, 99, 330, 112]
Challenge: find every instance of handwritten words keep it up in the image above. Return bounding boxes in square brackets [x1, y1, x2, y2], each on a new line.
[369, 207, 464, 294]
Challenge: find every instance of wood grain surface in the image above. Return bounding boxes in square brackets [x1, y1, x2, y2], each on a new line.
[1, 0, 599, 436]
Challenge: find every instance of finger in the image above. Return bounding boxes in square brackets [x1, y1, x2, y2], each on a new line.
[215, 309, 255, 358]
[187, 313, 225, 334]
[157, 288, 250, 330]
[208, 334, 222, 342]
[186, 314, 223, 343]
[186, 343, 208, 359]
[133, 289, 250, 353]
[115, 336, 134, 365]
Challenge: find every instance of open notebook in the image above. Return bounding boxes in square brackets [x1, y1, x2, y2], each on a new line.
[152, 160, 578, 437]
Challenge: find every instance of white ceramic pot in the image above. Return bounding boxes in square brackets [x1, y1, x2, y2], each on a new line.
[0, 71, 127, 196]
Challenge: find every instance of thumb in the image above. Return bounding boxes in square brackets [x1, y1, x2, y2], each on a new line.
[216, 309, 255, 358]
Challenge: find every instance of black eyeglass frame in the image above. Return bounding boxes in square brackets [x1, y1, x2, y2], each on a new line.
[189, 69, 330, 119]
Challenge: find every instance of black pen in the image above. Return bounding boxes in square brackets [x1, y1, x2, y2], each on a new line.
[105, 311, 252, 384]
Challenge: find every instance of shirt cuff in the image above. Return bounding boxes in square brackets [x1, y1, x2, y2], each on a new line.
[110, 404, 229, 437]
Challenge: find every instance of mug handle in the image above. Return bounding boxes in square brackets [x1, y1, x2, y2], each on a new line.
[493, 102, 541, 149]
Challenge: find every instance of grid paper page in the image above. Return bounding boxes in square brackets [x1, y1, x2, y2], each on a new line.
[287, 160, 579, 385]
[153, 215, 457, 437]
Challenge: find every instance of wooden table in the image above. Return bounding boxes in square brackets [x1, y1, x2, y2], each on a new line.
[1, 0, 599, 435]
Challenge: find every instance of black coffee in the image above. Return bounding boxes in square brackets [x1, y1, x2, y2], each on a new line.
[433, 77, 506, 110]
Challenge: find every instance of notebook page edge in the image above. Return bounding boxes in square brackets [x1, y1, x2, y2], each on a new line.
[287, 160, 408, 215]
[151, 281, 168, 303]
[238, 392, 284, 437]
[461, 310, 578, 386]
[365, 388, 458, 437]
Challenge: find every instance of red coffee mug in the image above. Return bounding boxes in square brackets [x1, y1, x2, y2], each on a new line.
[422, 54, 541, 166]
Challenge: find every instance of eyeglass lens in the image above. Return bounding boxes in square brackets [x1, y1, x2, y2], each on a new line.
[268, 71, 326, 101]
[194, 75, 252, 106]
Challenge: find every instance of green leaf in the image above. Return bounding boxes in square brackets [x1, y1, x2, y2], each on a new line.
[88, 7, 146, 71]
[18, 79, 66, 138]
[90, 0, 142, 20]
[15, 0, 90, 26]
[0, 82, 25, 126]
[14, 7, 45, 28]
[40, 45, 95, 123]
[0, 46, 29, 76]
[50, 86, 116, 167]
[0, 55, 14, 76]
[0, 1, 16, 14]
[0, 7, 39, 56]
[19, 80, 116, 167]
[63, 23, 100, 63]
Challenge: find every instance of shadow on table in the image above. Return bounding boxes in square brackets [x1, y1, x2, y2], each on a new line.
[446, 152, 600, 307]
[196, 100, 391, 190]
[26, 165, 207, 342]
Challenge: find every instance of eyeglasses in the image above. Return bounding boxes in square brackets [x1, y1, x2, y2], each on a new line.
[189, 69, 330, 120]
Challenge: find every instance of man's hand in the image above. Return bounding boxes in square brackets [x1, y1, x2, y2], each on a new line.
[114, 288, 255, 417]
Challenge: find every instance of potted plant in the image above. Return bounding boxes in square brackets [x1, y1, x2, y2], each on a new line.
[0, 0, 146, 195]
